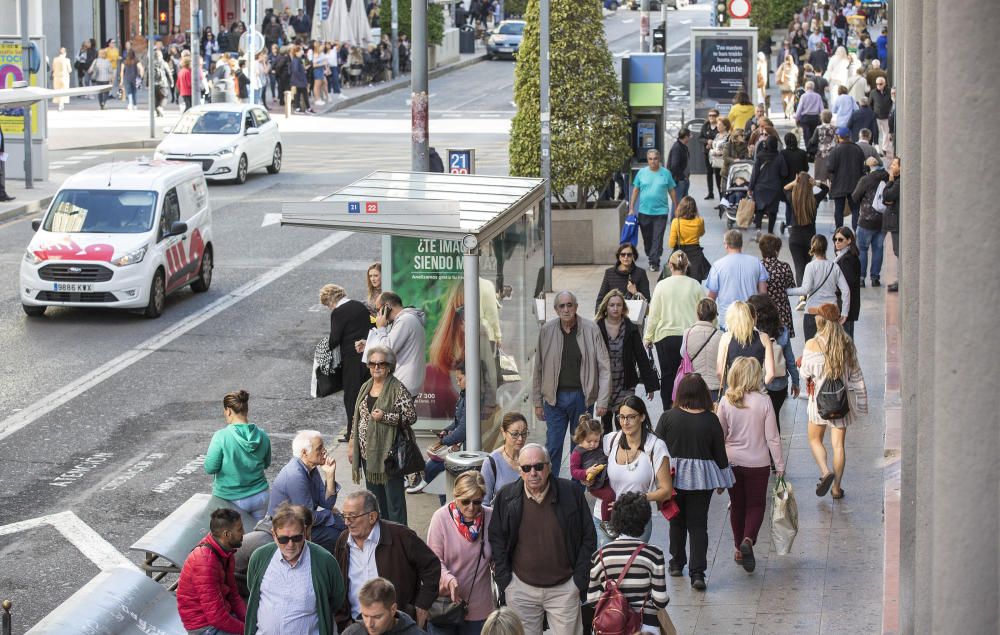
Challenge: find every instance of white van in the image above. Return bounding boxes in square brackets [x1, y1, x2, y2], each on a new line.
[20, 161, 214, 318]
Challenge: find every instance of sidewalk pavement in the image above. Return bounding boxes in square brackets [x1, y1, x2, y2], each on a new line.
[0, 49, 487, 224]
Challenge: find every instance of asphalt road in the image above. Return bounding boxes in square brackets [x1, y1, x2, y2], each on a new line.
[0, 6, 708, 631]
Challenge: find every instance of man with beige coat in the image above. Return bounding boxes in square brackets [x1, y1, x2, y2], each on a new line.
[532, 291, 611, 476]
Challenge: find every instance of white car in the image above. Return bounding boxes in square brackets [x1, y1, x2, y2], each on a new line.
[153, 103, 282, 184]
[20, 161, 214, 318]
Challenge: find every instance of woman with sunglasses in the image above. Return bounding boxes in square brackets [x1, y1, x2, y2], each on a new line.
[426, 472, 495, 634]
[594, 243, 651, 313]
[596, 396, 673, 546]
[348, 345, 417, 525]
[595, 290, 659, 434]
[832, 227, 861, 337]
[481, 413, 529, 505]
[786, 235, 850, 341]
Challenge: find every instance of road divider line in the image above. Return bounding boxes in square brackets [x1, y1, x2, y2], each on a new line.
[0, 231, 351, 443]
[0, 511, 134, 571]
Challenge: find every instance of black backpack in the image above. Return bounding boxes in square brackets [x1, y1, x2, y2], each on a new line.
[816, 375, 850, 420]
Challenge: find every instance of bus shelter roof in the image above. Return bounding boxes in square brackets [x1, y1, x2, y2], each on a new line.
[280, 171, 546, 245]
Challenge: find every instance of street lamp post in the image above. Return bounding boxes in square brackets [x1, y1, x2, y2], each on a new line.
[411, 0, 428, 170]
[19, 0, 32, 188]
[391, 0, 399, 79]
[541, 0, 552, 291]
[148, 0, 155, 139]
[639, 0, 650, 52]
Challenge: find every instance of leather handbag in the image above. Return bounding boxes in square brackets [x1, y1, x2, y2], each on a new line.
[384, 425, 425, 478]
[429, 535, 486, 626]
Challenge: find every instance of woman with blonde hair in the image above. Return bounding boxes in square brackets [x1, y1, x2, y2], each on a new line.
[716, 301, 776, 393]
[426, 471, 495, 634]
[801, 303, 868, 499]
[717, 357, 783, 572]
[645, 250, 706, 410]
[320, 283, 372, 443]
[777, 54, 799, 119]
[481, 607, 524, 635]
[667, 196, 710, 282]
[364, 262, 382, 316]
[596, 289, 658, 433]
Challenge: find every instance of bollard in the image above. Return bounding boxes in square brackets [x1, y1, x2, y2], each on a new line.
[2, 599, 12, 635]
[285, 91, 293, 119]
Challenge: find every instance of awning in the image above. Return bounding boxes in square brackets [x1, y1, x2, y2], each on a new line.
[0, 84, 111, 108]
[280, 170, 546, 246]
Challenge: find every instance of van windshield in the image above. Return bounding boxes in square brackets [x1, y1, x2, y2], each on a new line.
[172, 110, 243, 134]
[43, 190, 158, 234]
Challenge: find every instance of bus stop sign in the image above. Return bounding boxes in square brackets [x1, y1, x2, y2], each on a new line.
[447, 149, 476, 174]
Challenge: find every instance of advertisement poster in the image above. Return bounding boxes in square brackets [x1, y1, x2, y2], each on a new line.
[690, 29, 756, 117]
[0, 40, 41, 135]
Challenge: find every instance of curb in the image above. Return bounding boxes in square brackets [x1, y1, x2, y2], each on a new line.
[51, 139, 162, 153]
[0, 194, 54, 224]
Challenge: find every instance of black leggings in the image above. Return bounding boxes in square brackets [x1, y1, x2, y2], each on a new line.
[788, 224, 815, 285]
[294, 86, 310, 111]
[754, 198, 781, 233]
[708, 167, 722, 196]
[767, 387, 788, 433]
[655, 336, 684, 410]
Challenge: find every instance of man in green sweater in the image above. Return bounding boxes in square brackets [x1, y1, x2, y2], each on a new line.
[244, 504, 346, 635]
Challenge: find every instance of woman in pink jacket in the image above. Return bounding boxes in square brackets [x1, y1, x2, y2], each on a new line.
[425, 472, 495, 634]
[718, 356, 784, 573]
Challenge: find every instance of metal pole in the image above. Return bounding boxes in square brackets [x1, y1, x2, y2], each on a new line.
[19, 0, 32, 188]
[410, 0, 428, 170]
[391, 0, 399, 78]
[148, 0, 156, 138]
[192, 8, 202, 106]
[639, 0, 649, 52]
[463, 250, 481, 450]
[540, 0, 552, 291]
[2, 600, 11, 635]
[248, 0, 256, 104]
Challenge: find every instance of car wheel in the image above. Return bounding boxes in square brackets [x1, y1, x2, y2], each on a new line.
[144, 270, 166, 319]
[191, 247, 213, 293]
[234, 154, 248, 185]
[267, 144, 282, 174]
[22, 304, 46, 317]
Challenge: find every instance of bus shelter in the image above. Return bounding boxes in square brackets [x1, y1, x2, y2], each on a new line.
[281, 171, 547, 451]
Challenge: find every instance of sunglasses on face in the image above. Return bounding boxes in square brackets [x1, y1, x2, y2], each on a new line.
[275, 533, 305, 545]
[458, 498, 484, 506]
[618, 252, 636, 258]
[833, 237, 847, 243]
[520, 462, 548, 473]
[368, 361, 389, 369]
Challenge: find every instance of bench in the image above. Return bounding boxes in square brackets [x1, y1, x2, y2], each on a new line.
[129, 493, 256, 588]
[27, 566, 184, 634]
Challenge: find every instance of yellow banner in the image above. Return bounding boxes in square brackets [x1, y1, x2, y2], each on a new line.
[0, 40, 41, 135]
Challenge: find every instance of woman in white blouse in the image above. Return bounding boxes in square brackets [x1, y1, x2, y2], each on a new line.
[786, 234, 849, 342]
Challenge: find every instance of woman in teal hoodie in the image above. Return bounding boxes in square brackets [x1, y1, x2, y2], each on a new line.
[205, 390, 272, 520]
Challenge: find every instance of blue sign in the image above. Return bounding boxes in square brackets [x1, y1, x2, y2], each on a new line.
[448, 150, 471, 174]
[348, 201, 361, 213]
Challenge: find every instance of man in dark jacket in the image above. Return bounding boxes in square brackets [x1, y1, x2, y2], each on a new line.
[0, 123, 12, 202]
[850, 158, 890, 287]
[882, 156, 901, 292]
[667, 129, 691, 200]
[176, 508, 247, 634]
[848, 97, 878, 145]
[489, 443, 596, 634]
[334, 491, 440, 631]
[699, 109, 720, 198]
[826, 127, 867, 230]
[802, 64, 829, 107]
[274, 49, 291, 106]
[870, 76, 892, 153]
[808, 42, 829, 74]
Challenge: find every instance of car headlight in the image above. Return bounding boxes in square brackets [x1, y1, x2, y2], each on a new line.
[24, 248, 43, 265]
[213, 145, 238, 157]
[112, 246, 147, 267]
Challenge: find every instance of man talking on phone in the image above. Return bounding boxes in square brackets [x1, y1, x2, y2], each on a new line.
[355, 291, 427, 397]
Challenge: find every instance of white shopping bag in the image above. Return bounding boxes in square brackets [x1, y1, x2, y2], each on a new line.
[770, 476, 798, 555]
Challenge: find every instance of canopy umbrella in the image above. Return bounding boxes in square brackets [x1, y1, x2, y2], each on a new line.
[330, 0, 355, 44]
[348, 0, 373, 47]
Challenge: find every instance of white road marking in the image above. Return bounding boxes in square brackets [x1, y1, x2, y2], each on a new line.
[680, 19, 691, 24]
[622, 18, 635, 23]
[0, 511, 135, 571]
[0, 231, 352, 443]
[82, 150, 113, 156]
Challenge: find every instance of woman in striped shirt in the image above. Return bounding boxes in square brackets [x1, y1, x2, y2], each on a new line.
[586, 492, 669, 633]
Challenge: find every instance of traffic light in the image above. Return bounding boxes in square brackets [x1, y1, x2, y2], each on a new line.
[716, 0, 727, 24]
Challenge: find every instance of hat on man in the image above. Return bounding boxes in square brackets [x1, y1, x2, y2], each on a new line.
[836, 126, 851, 138]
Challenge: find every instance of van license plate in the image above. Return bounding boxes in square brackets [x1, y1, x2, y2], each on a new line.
[54, 283, 93, 292]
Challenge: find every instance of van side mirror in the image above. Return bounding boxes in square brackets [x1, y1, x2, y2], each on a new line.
[245, 127, 260, 135]
[163, 126, 172, 134]
[168, 221, 188, 237]
[31, 219, 41, 232]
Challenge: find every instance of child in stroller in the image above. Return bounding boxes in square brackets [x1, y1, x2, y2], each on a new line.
[717, 160, 754, 229]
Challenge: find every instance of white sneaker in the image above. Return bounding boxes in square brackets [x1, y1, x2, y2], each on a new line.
[337, 93, 348, 100]
[314, 99, 326, 106]
[405, 479, 429, 494]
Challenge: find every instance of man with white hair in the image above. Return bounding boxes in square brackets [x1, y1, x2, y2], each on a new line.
[267, 430, 346, 552]
[532, 292, 611, 476]
[489, 443, 596, 634]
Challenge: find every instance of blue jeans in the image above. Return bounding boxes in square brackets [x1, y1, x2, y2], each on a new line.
[230, 489, 269, 521]
[429, 620, 485, 635]
[330, 66, 341, 93]
[856, 226, 885, 280]
[543, 390, 588, 477]
[674, 179, 690, 201]
[424, 458, 448, 505]
[833, 196, 854, 231]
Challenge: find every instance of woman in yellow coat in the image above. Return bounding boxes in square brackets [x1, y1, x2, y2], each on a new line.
[51, 48, 72, 111]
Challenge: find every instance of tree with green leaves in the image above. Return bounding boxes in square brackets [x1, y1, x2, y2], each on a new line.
[380, 0, 445, 47]
[508, 0, 631, 207]
[751, 0, 801, 46]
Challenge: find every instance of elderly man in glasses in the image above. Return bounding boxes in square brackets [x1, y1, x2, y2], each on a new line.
[532, 291, 611, 477]
[244, 503, 346, 635]
[333, 490, 441, 631]
[267, 430, 347, 553]
[489, 443, 596, 634]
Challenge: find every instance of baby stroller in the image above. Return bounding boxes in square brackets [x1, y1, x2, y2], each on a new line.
[717, 160, 754, 229]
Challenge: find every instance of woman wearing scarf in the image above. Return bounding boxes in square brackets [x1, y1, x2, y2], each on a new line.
[425, 472, 495, 634]
[348, 344, 418, 525]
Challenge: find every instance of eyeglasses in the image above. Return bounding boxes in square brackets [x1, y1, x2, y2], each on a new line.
[616, 413, 642, 423]
[342, 512, 373, 522]
[506, 430, 529, 438]
[275, 533, 304, 545]
[458, 498, 484, 506]
[833, 237, 847, 243]
[556, 303, 575, 309]
[520, 462, 548, 473]
[367, 361, 389, 369]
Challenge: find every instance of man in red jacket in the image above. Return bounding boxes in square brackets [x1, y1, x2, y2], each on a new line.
[177, 508, 247, 635]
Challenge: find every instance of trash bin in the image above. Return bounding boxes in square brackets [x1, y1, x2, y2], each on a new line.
[459, 27, 477, 54]
[685, 118, 708, 175]
[444, 450, 490, 495]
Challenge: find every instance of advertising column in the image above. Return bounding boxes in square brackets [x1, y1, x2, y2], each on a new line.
[0, 35, 48, 180]
[689, 27, 757, 118]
